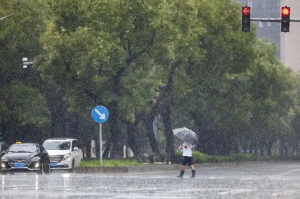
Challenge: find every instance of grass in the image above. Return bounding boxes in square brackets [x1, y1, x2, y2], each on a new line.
[80, 153, 273, 167]
[79, 159, 141, 167]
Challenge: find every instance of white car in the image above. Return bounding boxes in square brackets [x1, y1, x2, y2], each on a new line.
[42, 138, 83, 172]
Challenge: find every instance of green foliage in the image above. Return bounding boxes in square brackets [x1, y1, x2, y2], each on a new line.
[1, 0, 300, 159]
[7, 84, 50, 128]
[228, 153, 265, 162]
[187, 151, 207, 163]
[0, 0, 52, 141]
[174, 151, 267, 164]
[79, 158, 141, 167]
[0, 0, 50, 82]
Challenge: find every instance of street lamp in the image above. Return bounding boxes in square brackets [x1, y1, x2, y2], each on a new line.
[22, 57, 33, 69]
[22, 57, 33, 84]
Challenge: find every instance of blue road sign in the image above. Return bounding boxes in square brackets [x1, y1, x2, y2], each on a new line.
[91, 106, 109, 123]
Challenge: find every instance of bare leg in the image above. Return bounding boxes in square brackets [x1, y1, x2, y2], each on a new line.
[177, 165, 185, 177]
[181, 165, 185, 171]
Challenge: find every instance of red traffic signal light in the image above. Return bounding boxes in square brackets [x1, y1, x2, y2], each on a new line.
[281, 7, 290, 16]
[242, 7, 250, 16]
[281, 6, 290, 32]
[242, 6, 251, 32]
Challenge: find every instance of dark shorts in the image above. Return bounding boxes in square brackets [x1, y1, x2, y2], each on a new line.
[181, 156, 194, 166]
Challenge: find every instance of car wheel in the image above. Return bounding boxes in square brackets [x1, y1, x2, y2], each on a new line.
[1, 171, 7, 175]
[68, 160, 75, 173]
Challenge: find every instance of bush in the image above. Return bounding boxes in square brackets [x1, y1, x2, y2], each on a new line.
[175, 151, 207, 164]
[175, 152, 268, 164]
[207, 155, 224, 163]
[147, 149, 272, 164]
[192, 151, 208, 163]
[229, 153, 257, 162]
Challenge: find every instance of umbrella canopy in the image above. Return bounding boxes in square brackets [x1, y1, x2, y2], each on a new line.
[173, 127, 198, 144]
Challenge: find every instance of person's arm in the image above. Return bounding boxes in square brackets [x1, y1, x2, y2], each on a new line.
[179, 144, 188, 149]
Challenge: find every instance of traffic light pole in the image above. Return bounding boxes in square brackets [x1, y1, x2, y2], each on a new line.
[250, 18, 300, 22]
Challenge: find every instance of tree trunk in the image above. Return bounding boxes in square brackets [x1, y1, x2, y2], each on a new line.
[143, 115, 160, 162]
[190, 111, 215, 154]
[103, 137, 111, 159]
[279, 139, 286, 157]
[266, 140, 273, 156]
[259, 142, 264, 156]
[65, 112, 79, 138]
[107, 100, 123, 159]
[234, 142, 239, 154]
[254, 141, 258, 156]
[249, 142, 253, 154]
[161, 105, 175, 164]
[85, 140, 91, 159]
[126, 121, 147, 162]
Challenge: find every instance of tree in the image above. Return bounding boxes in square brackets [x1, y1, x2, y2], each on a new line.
[0, 0, 51, 143]
[171, 0, 257, 155]
[38, 0, 176, 158]
[248, 39, 298, 156]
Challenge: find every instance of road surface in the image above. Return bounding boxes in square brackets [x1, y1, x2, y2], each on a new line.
[1, 162, 300, 198]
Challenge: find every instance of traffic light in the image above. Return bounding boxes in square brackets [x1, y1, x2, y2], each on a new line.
[281, 6, 290, 32]
[242, 6, 251, 32]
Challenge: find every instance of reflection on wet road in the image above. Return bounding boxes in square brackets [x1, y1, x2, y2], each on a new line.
[1, 162, 300, 198]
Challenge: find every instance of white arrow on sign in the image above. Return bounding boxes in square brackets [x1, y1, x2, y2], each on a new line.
[95, 109, 106, 120]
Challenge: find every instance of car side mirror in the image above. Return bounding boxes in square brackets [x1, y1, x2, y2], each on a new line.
[73, 147, 79, 151]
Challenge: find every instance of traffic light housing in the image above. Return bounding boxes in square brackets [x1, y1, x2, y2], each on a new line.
[242, 6, 251, 32]
[281, 6, 290, 32]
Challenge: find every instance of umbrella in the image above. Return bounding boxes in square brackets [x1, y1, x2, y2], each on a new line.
[173, 127, 198, 144]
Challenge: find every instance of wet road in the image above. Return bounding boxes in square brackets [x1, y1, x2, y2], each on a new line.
[1, 162, 300, 198]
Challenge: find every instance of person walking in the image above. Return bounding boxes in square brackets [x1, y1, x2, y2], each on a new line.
[177, 141, 196, 178]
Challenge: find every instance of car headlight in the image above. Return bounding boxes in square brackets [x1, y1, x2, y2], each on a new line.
[31, 157, 40, 162]
[1, 157, 8, 162]
[62, 153, 71, 161]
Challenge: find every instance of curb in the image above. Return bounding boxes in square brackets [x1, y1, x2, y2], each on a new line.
[74, 162, 242, 173]
[74, 164, 180, 173]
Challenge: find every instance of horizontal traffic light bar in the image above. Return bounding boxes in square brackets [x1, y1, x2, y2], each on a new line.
[242, 6, 296, 32]
[250, 18, 300, 22]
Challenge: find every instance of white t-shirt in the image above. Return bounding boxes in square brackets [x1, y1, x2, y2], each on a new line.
[182, 142, 192, 157]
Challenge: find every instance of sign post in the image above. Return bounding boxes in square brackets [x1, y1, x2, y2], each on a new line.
[91, 105, 109, 166]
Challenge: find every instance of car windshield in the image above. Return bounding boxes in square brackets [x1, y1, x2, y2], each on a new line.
[7, 144, 37, 153]
[43, 141, 71, 150]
